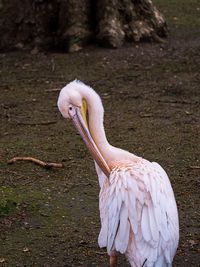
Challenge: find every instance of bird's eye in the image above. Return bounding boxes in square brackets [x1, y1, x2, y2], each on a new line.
[68, 105, 75, 118]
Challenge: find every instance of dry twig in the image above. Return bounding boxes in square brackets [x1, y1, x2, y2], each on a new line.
[8, 157, 64, 169]
[16, 121, 57, 126]
[189, 166, 200, 170]
[45, 88, 60, 92]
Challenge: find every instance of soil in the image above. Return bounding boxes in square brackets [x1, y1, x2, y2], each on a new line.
[0, 2, 200, 266]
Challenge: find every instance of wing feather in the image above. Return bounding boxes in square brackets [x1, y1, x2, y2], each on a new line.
[148, 203, 159, 244]
[115, 202, 130, 253]
[141, 204, 151, 243]
[98, 160, 179, 266]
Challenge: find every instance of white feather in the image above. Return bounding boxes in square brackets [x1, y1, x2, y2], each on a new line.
[141, 205, 151, 243]
[115, 203, 130, 253]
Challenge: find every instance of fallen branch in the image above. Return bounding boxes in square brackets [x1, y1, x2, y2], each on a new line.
[189, 166, 200, 170]
[8, 157, 64, 169]
[158, 99, 199, 105]
[16, 121, 57, 126]
[139, 113, 153, 118]
[45, 88, 60, 92]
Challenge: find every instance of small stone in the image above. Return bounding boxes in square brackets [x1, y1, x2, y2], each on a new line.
[15, 42, 24, 49]
[0, 258, 6, 263]
[23, 247, 29, 252]
[31, 47, 39, 55]
[68, 44, 82, 53]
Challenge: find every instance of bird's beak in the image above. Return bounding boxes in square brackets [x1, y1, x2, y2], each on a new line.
[69, 104, 110, 178]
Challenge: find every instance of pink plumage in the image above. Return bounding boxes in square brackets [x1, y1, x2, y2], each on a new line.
[58, 80, 179, 267]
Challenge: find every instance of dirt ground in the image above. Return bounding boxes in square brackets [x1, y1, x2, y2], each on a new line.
[0, 1, 200, 267]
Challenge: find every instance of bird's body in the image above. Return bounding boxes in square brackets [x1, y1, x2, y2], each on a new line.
[96, 159, 178, 267]
[57, 80, 179, 267]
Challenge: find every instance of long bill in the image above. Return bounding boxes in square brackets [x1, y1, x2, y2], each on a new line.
[70, 108, 110, 178]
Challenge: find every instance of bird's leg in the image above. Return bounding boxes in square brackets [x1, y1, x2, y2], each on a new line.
[109, 255, 117, 267]
[109, 251, 117, 267]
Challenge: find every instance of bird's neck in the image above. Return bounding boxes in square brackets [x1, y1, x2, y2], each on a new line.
[83, 91, 111, 160]
[89, 111, 110, 154]
[82, 89, 135, 167]
[89, 107, 110, 154]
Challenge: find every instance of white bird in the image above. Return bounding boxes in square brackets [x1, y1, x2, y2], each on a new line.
[57, 80, 179, 267]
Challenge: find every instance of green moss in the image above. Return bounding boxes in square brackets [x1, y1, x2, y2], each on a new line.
[0, 199, 17, 215]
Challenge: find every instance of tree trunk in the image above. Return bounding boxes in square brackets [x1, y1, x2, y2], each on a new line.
[0, 0, 167, 52]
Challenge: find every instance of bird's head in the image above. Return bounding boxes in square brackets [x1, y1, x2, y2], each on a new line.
[57, 80, 110, 177]
[57, 80, 88, 121]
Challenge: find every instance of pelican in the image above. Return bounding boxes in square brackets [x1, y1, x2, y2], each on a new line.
[57, 80, 179, 267]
